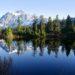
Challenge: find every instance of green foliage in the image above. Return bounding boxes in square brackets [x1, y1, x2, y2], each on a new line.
[6, 38, 13, 48]
[47, 17, 53, 33]
[60, 18, 66, 30]
[5, 26, 13, 38]
[2, 15, 75, 39]
[72, 20, 75, 32]
[62, 15, 74, 34]
[53, 15, 60, 33]
[17, 17, 21, 32]
[0, 27, 2, 32]
[32, 18, 38, 35]
[39, 16, 46, 36]
[26, 27, 32, 34]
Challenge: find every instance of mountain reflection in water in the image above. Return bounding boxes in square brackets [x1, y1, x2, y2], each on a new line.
[0, 38, 75, 75]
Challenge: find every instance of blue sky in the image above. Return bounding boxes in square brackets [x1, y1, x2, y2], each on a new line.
[0, 0, 75, 19]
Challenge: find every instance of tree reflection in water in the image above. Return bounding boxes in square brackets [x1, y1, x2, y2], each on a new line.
[0, 57, 12, 75]
[4, 38, 75, 57]
[1, 38, 75, 75]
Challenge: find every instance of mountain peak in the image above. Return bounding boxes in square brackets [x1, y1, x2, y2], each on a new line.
[0, 10, 47, 29]
[12, 10, 25, 16]
[15, 10, 24, 14]
[0, 10, 35, 28]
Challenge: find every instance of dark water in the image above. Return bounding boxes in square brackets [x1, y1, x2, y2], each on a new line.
[0, 38, 75, 75]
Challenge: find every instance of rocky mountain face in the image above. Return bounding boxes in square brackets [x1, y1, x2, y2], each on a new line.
[0, 10, 39, 29]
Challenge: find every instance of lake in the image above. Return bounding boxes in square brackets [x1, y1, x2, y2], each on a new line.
[0, 38, 75, 75]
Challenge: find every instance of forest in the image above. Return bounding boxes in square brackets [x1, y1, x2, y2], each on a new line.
[0, 15, 75, 39]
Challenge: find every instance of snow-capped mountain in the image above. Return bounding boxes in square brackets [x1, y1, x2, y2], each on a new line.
[0, 10, 37, 28]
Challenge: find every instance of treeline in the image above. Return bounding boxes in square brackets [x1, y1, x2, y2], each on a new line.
[2, 15, 75, 39]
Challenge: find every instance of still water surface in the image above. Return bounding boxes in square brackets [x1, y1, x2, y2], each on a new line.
[0, 39, 75, 75]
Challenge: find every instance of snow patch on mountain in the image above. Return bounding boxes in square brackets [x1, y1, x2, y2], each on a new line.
[0, 10, 47, 29]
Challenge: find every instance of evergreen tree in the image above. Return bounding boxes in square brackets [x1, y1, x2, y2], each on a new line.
[65, 15, 73, 34]
[0, 27, 2, 32]
[53, 15, 60, 33]
[60, 18, 66, 30]
[47, 17, 53, 33]
[26, 27, 31, 34]
[32, 18, 38, 35]
[5, 26, 13, 38]
[39, 15, 46, 36]
[72, 20, 75, 32]
[17, 17, 21, 32]
[66, 15, 72, 29]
